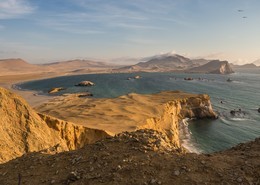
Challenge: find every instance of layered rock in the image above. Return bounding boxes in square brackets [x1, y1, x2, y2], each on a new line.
[0, 87, 109, 163]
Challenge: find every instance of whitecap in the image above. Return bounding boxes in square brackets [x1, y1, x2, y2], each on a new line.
[179, 118, 202, 154]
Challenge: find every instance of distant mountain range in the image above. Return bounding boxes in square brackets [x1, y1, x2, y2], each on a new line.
[231, 63, 258, 69]
[0, 54, 236, 75]
[114, 54, 234, 74]
[0, 58, 121, 76]
[253, 59, 260, 66]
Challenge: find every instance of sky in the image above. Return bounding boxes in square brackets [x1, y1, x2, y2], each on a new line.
[0, 0, 260, 64]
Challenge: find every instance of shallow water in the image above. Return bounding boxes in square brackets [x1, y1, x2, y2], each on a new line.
[18, 71, 260, 153]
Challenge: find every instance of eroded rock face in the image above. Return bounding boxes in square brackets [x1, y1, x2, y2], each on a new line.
[0, 87, 109, 164]
[139, 94, 217, 148]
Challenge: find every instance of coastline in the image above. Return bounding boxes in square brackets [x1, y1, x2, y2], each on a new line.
[0, 72, 62, 107]
[0, 72, 217, 154]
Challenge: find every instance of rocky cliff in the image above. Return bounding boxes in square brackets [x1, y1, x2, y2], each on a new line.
[37, 91, 217, 150]
[188, 60, 234, 74]
[138, 94, 217, 148]
[0, 87, 109, 164]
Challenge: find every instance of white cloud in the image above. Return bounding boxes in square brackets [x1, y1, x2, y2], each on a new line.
[0, 0, 35, 19]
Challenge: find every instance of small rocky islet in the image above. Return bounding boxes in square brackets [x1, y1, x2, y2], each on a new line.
[75, 80, 95, 86]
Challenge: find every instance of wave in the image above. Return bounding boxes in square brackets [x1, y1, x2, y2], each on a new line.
[228, 117, 252, 121]
[179, 118, 202, 154]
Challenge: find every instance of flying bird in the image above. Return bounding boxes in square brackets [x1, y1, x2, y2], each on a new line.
[242, 16, 247, 18]
[238, 9, 243, 12]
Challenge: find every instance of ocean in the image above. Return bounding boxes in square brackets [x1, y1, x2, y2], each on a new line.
[17, 70, 260, 153]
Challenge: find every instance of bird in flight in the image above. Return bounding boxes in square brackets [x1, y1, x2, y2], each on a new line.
[238, 9, 243, 12]
[242, 16, 247, 18]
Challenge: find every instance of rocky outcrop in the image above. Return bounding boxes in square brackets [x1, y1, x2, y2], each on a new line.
[0, 87, 109, 164]
[188, 60, 234, 74]
[75, 81, 95, 86]
[138, 94, 217, 148]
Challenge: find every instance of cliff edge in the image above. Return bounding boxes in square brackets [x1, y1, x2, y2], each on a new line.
[0, 87, 109, 164]
[188, 60, 234, 74]
[37, 91, 217, 149]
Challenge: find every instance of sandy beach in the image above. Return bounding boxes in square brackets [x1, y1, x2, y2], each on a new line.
[0, 72, 61, 107]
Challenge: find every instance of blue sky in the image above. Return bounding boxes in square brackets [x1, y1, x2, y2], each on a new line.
[0, 0, 259, 64]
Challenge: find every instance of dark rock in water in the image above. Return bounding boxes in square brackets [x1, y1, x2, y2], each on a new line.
[75, 81, 95, 86]
[227, 78, 232, 82]
[230, 109, 246, 117]
[258, 108, 260, 113]
[184, 77, 193, 81]
[77, 92, 93, 97]
[230, 110, 236, 116]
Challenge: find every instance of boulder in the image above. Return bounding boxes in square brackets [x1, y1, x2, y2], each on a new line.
[75, 81, 95, 86]
[184, 77, 193, 81]
[258, 108, 260, 113]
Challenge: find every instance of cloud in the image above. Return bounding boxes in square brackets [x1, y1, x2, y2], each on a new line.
[0, 25, 5, 30]
[40, 18, 105, 35]
[0, 0, 35, 19]
[115, 23, 163, 30]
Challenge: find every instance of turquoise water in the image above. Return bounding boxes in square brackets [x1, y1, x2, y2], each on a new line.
[17, 71, 260, 153]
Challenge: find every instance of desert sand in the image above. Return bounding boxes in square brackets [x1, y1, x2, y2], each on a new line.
[36, 91, 216, 136]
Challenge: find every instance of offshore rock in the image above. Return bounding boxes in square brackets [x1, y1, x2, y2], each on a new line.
[75, 81, 95, 86]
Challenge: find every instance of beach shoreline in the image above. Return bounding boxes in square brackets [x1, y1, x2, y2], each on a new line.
[0, 72, 64, 107]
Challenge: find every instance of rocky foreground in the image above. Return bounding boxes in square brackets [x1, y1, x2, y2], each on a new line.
[0, 129, 259, 185]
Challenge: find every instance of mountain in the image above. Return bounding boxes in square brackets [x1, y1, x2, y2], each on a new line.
[0, 58, 50, 75]
[0, 58, 121, 75]
[231, 63, 258, 69]
[42, 59, 122, 74]
[188, 60, 234, 74]
[114, 54, 233, 74]
[253, 59, 260, 66]
[115, 54, 201, 72]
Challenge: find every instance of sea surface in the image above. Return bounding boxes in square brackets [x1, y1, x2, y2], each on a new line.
[17, 70, 260, 153]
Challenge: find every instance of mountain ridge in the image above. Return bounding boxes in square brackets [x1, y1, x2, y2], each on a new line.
[114, 55, 234, 74]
